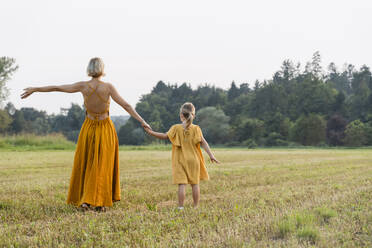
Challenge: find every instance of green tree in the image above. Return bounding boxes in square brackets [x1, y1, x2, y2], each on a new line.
[66, 103, 85, 130]
[9, 110, 26, 134]
[326, 114, 347, 146]
[249, 83, 288, 120]
[118, 119, 146, 145]
[31, 117, 51, 135]
[19, 107, 49, 133]
[343, 120, 367, 146]
[227, 81, 240, 100]
[326, 63, 352, 95]
[225, 92, 252, 126]
[349, 66, 372, 120]
[264, 112, 291, 138]
[273, 59, 300, 83]
[196, 107, 230, 144]
[0, 109, 12, 133]
[0, 57, 18, 105]
[291, 114, 326, 146]
[305, 51, 322, 79]
[234, 118, 265, 143]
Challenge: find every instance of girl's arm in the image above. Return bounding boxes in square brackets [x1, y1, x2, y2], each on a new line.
[108, 83, 151, 129]
[144, 127, 168, 140]
[201, 136, 220, 163]
[21, 82, 84, 99]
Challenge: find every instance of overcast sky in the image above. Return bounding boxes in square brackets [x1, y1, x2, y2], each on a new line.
[2, 0, 372, 115]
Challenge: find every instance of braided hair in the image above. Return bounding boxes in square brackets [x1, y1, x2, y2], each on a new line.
[180, 102, 195, 130]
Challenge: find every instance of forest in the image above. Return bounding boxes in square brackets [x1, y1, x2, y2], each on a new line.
[1, 52, 372, 147]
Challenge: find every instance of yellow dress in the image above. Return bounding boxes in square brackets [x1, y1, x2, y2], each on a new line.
[167, 124, 209, 184]
[66, 83, 120, 207]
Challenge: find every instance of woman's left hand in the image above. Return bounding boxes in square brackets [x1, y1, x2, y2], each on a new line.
[21, 87, 37, 99]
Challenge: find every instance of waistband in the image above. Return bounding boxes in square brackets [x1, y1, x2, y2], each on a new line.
[86, 110, 110, 121]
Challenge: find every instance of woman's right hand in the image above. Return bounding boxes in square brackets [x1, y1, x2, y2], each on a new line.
[21, 87, 37, 99]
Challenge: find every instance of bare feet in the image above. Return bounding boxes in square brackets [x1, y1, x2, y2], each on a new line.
[94, 206, 106, 212]
[80, 203, 90, 211]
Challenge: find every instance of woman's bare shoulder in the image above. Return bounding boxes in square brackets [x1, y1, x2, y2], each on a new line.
[101, 81, 114, 90]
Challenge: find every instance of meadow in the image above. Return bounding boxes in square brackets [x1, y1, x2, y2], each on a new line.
[0, 144, 371, 247]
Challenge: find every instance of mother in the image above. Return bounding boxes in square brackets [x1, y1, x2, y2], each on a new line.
[21, 57, 150, 211]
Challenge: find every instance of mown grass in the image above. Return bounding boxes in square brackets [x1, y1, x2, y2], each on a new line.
[0, 148, 371, 247]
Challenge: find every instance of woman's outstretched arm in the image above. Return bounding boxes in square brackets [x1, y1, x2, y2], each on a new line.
[21, 82, 84, 99]
[201, 136, 220, 163]
[108, 83, 151, 129]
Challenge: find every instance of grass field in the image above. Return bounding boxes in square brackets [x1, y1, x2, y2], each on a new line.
[0, 148, 371, 247]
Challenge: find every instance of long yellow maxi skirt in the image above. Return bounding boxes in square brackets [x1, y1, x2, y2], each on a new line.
[67, 117, 120, 207]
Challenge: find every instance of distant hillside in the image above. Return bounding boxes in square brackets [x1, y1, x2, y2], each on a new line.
[111, 115, 129, 131]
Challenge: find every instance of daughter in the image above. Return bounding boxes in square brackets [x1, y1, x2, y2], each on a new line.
[144, 102, 219, 209]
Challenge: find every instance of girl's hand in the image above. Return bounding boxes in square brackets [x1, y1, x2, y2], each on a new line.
[143, 126, 152, 134]
[210, 156, 220, 164]
[21, 87, 37, 99]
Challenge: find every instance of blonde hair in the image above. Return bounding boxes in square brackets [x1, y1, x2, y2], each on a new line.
[180, 102, 196, 129]
[87, 57, 105, 78]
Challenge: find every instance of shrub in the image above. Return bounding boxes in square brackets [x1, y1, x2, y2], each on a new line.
[343, 120, 368, 146]
[265, 132, 288, 146]
[290, 114, 326, 146]
[196, 107, 230, 144]
[242, 139, 257, 148]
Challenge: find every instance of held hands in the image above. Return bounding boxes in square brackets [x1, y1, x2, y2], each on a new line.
[21, 87, 37, 99]
[141, 121, 152, 131]
[143, 126, 152, 135]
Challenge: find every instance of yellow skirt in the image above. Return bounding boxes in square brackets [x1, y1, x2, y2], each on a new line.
[67, 117, 120, 207]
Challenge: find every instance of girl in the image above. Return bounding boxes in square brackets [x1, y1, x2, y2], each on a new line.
[144, 102, 219, 209]
[21, 57, 150, 212]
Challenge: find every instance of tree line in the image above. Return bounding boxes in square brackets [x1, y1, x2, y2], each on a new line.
[1, 52, 372, 146]
[119, 52, 372, 147]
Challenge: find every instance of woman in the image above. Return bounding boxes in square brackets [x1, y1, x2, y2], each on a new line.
[21, 57, 150, 211]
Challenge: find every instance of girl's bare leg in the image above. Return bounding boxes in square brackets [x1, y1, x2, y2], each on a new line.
[191, 184, 200, 207]
[178, 184, 186, 207]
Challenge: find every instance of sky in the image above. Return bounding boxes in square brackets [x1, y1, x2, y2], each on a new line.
[1, 0, 372, 116]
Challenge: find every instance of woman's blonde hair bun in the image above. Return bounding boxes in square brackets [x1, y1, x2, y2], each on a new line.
[87, 57, 105, 78]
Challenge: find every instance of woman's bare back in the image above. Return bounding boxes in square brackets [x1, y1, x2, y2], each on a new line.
[82, 79, 111, 120]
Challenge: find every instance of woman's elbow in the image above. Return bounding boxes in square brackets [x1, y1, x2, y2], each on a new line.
[56, 86, 69, 92]
[48, 86, 61, 92]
